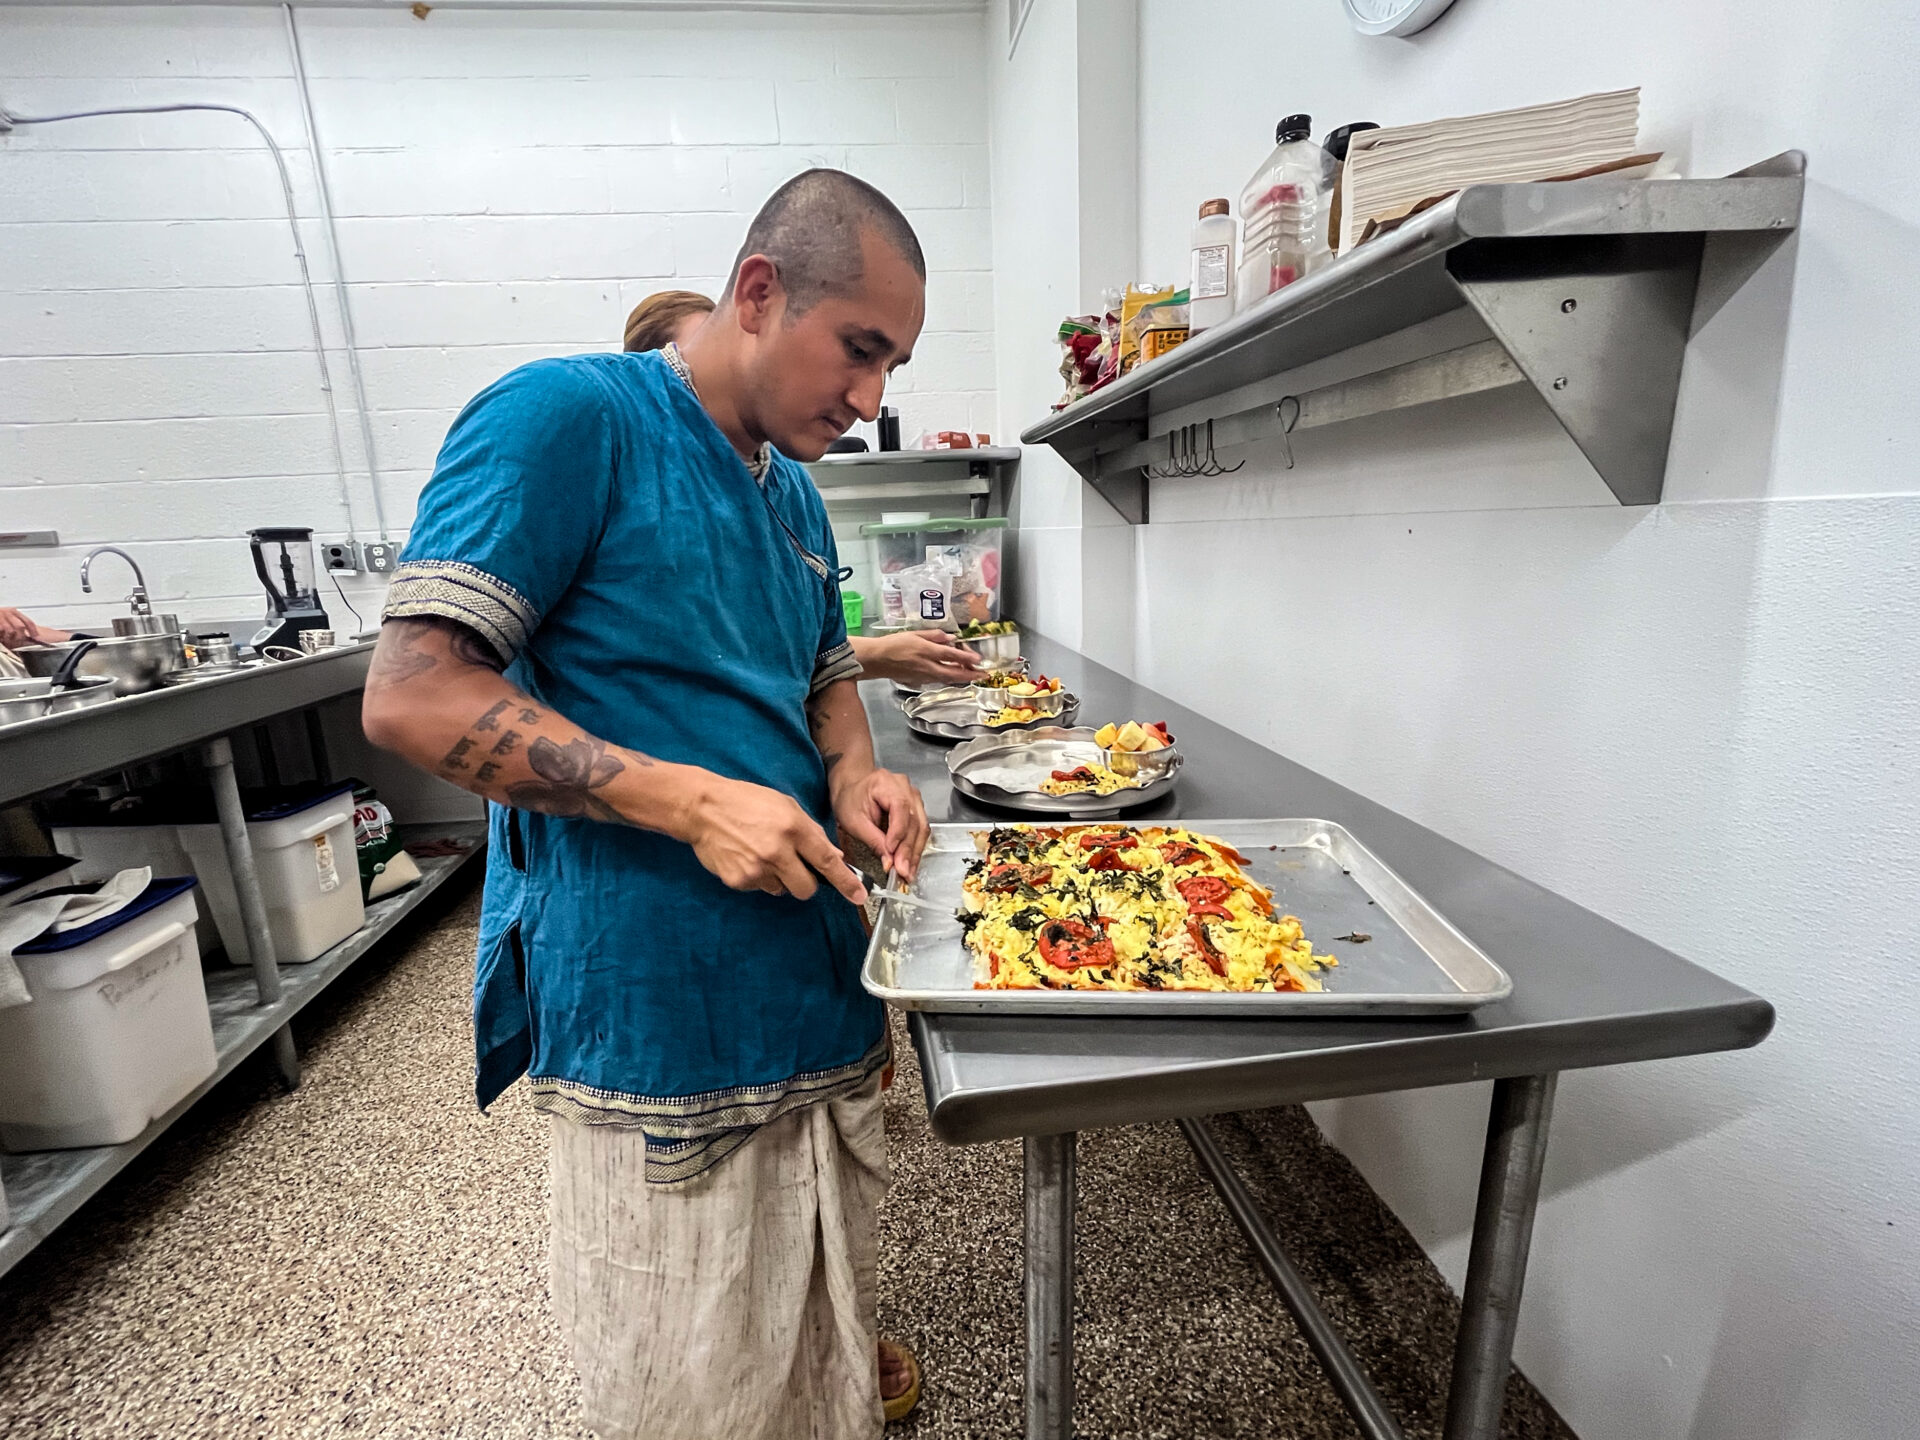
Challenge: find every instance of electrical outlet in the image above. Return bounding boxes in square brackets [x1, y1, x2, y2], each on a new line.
[321, 541, 359, 574]
[360, 541, 398, 574]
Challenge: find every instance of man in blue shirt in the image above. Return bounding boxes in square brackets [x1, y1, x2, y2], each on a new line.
[364, 170, 931, 1437]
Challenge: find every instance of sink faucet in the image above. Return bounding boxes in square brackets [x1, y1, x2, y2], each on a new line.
[80, 546, 152, 616]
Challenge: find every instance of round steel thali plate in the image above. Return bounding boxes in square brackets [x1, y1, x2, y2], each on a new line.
[944, 726, 1182, 816]
[903, 687, 1080, 743]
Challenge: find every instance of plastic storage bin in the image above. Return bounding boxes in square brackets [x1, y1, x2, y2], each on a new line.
[0, 877, 216, 1151]
[176, 783, 364, 967]
[46, 822, 215, 956]
[860, 516, 1008, 629]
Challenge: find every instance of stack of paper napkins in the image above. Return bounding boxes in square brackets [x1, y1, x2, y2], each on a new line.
[1338, 89, 1642, 252]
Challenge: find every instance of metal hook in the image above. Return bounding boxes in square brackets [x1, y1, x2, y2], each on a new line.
[1145, 430, 1181, 481]
[1275, 395, 1301, 470]
[1201, 417, 1243, 477]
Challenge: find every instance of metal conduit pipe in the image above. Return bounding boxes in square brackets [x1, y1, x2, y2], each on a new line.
[0, 97, 362, 544]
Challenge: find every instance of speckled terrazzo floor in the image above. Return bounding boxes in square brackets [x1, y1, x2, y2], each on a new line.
[0, 883, 1574, 1440]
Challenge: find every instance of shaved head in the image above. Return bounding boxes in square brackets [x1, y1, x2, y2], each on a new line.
[728, 168, 925, 318]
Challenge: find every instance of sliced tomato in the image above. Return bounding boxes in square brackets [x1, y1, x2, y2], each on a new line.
[986, 862, 1053, 893]
[1159, 841, 1207, 866]
[1176, 875, 1231, 906]
[1149, 721, 1171, 740]
[1077, 829, 1131, 850]
[989, 952, 1002, 979]
[1050, 766, 1098, 784]
[1085, 848, 1140, 873]
[1037, 918, 1115, 971]
[1217, 843, 1251, 865]
[1189, 901, 1233, 920]
[1186, 917, 1228, 977]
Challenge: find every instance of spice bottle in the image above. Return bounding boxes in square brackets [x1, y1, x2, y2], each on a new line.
[1189, 199, 1236, 332]
[1236, 114, 1324, 311]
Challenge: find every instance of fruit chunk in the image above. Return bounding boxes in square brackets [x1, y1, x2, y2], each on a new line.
[1094, 723, 1118, 747]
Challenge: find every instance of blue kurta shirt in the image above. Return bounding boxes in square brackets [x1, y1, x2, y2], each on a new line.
[384, 352, 883, 1183]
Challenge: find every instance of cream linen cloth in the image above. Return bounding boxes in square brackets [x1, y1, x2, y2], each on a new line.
[550, 1069, 890, 1440]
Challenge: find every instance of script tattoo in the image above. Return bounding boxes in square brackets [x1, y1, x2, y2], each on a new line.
[473, 700, 510, 733]
[505, 737, 628, 821]
[491, 730, 522, 757]
[441, 736, 477, 772]
[474, 761, 500, 784]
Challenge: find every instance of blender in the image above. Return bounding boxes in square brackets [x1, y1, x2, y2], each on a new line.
[247, 527, 331, 654]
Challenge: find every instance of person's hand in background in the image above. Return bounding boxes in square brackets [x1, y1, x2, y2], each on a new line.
[0, 608, 68, 649]
[851, 630, 982, 687]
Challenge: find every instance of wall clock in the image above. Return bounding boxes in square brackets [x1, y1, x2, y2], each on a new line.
[1342, 0, 1459, 37]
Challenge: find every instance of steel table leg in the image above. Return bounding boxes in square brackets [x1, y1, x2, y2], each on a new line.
[1180, 1117, 1406, 1440]
[204, 736, 299, 1089]
[1025, 1131, 1076, 1440]
[1443, 1073, 1558, 1440]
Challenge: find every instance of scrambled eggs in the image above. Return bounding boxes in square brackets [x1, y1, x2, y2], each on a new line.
[1038, 763, 1141, 797]
[959, 825, 1336, 993]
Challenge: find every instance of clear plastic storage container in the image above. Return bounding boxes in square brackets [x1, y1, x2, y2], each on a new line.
[860, 517, 1008, 629]
[1236, 113, 1326, 311]
[0, 877, 215, 1151]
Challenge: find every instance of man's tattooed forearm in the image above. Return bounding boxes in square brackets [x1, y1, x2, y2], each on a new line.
[505, 736, 628, 821]
[367, 620, 440, 687]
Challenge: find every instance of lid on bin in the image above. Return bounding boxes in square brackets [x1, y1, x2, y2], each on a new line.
[858, 516, 1009, 537]
[0, 854, 79, 900]
[245, 779, 358, 823]
[12, 876, 198, 954]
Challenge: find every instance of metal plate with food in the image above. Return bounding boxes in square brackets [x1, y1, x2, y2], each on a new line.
[946, 727, 1182, 817]
[862, 819, 1512, 1016]
[902, 686, 1081, 742]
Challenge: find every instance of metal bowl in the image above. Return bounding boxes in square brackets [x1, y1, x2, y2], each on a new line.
[16, 632, 187, 695]
[961, 629, 1022, 664]
[973, 681, 1068, 721]
[0, 675, 118, 728]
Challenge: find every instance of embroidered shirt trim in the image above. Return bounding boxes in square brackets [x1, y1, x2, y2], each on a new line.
[382, 559, 535, 663]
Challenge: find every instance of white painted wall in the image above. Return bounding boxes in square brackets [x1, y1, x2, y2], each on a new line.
[0, 4, 994, 630]
[1004, 0, 1918, 1435]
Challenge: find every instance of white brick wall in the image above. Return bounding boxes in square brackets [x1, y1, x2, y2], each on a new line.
[0, 6, 995, 630]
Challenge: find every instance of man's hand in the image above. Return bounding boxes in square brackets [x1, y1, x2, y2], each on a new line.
[830, 765, 929, 883]
[852, 630, 983, 687]
[682, 775, 869, 906]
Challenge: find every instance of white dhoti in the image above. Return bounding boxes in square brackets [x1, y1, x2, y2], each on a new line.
[549, 1070, 890, 1440]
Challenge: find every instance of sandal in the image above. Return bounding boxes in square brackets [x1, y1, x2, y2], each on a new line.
[880, 1338, 922, 1423]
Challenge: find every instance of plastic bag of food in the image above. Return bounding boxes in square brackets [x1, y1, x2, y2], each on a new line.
[1120, 284, 1191, 373]
[880, 561, 953, 628]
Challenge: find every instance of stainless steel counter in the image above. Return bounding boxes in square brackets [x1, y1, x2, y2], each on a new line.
[0, 643, 374, 809]
[859, 630, 1773, 1440]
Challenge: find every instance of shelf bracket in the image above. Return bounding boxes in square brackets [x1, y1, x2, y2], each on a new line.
[1447, 233, 1706, 507]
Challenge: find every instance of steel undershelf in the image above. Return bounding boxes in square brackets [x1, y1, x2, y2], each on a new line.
[0, 823, 485, 1281]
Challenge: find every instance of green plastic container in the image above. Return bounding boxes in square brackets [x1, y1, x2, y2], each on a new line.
[841, 590, 864, 635]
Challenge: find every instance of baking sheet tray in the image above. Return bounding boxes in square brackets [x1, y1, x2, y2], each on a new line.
[862, 819, 1512, 1016]
[946, 728, 1180, 817]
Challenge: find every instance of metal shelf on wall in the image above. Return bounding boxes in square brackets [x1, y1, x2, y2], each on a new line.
[806, 447, 1020, 517]
[1021, 152, 1806, 523]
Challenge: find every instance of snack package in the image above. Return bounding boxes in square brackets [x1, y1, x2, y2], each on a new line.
[1120, 284, 1191, 373]
[881, 561, 953, 628]
[929, 543, 997, 624]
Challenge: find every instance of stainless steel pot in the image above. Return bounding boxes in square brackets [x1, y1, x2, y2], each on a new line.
[0, 675, 117, 727]
[17, 632, 187, 694]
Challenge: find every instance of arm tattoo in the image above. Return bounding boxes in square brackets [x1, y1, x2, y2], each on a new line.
[505, 736, 629, 821]
[446, 623, 508, 672]
[474, 760, 500, 784]
[819, 748, 846, 773]
[473, 700, 510, 733]
[367, 620, 440, 687]
[490, 729, 522, 756]
[441, 736, 477, 772]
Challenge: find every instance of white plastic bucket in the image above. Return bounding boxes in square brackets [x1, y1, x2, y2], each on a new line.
[176, 787, 364, 966]
[0, 880, 215, 1151]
